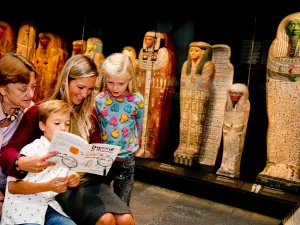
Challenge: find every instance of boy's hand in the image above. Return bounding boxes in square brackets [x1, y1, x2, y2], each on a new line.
[67, 173, 80, 188]
[48, 177, 68, 193]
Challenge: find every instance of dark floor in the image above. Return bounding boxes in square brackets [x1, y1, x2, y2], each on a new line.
[130, 180, 282, 225]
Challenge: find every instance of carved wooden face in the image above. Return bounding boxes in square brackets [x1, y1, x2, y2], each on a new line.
[229, 91, 243, 103]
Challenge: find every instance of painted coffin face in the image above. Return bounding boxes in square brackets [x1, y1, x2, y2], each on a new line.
[0, 26, 6, 40]
[286, 20, 300, 37]
[189, 47, 204, 60]
[229, 91, 243, 103]
[73, 44, 83, 54]
[145, 36, 155, 48]
[39, 37, 50, 47]
[87, 42, 94, 51]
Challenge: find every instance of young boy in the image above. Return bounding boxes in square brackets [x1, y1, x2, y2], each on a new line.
[1, 99, 80, 225]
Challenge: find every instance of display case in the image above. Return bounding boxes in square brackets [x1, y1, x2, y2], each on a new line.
[1, 11, 300, 220]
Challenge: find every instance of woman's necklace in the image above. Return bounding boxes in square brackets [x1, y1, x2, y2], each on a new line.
[4, 108, 21, 122]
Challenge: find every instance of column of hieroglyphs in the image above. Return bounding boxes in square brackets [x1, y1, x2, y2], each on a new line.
[198, 44, 234, 166]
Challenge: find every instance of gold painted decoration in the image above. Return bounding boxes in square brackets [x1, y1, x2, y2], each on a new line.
[0, 21, 16, 56]
[135, 31, 177, 158]
[16, 21, 36, 61]
[32, 32, 65, 102]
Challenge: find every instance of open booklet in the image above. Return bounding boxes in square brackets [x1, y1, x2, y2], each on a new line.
[48, 131, 121, 176]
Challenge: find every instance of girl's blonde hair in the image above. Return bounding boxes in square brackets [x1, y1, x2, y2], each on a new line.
[99, 52, 139, 93]
[49, 54, 98, 140]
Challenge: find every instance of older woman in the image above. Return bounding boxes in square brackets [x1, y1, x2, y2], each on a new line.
[0, 54, 134, 225]
[0, 53, 37, 217]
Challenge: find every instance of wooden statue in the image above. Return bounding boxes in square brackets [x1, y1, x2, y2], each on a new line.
[0, 21, 16, 56]
[122, 46, 138, 68]
[59, 37, 69, 63]
[216, 83, 250, 178]
[16, 21, 36, 61]
[84, 37, 105, 69]
[85, 37, 105, 95]
[257, 12, 300, 188]
[173, 41, 215, 165]
[198, 44, 234, 166]
[72, 40, 86, 55]
[32, 32, 65, 102]
[135, 30, 177, 158]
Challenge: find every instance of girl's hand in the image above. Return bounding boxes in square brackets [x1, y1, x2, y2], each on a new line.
[67, 173, 80, 188]
[17, 152, 59, 173]
[48, 177, 68, 193]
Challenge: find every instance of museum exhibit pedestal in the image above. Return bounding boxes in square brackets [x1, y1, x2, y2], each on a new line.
[134, 158, 300, 220]
[256, 176, 300, 194]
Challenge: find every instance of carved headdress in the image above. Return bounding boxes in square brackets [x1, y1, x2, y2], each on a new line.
[186, 41, 212, 75]
[143, 31, 165, 50]
[273, 12, 300, 57]
[72, 39, 87, 55]
[226, 83, 249, 111]
[0, 21, 16, 54]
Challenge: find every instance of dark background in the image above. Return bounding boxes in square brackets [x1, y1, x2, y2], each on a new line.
[1, 10, 298, 183]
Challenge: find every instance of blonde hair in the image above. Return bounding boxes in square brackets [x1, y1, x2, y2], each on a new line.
[99, 52, 139, 94]
[48, 54, 98, 140]
[39, 99, 71, 124]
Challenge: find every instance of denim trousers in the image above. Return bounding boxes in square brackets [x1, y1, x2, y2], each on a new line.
[18, 205, 76, 225]
[106, 157, 135, 206]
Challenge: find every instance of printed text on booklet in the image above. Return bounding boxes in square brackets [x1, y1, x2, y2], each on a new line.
[48, 131, 120, 176]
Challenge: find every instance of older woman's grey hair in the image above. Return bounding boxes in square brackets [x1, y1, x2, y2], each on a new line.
[0, 53, 37, 85]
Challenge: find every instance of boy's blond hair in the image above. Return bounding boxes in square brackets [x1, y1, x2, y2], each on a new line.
[39, 99, 71, 124]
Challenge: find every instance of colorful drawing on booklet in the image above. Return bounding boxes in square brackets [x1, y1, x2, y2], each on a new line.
[62, 155, 78, 168]
[69, 146, 79, 155]
[97, 156, 113, 176]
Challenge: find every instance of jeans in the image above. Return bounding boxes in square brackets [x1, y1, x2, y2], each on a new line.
[106, 157, 135, 206]
[18, 205, 76, 225]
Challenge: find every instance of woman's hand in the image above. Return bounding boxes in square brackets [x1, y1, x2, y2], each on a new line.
[17, 152, 59, 173]
[67, 173, 80, 188]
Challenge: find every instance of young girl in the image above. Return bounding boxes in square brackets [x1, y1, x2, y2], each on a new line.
[95, 53, 144, 206]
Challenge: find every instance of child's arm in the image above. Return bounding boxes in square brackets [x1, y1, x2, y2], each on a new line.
[66, 171, 80, 188]
[136, 96, 145, 135]
[8, 177, 68, 194]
